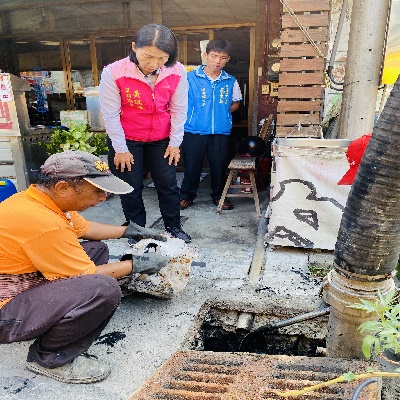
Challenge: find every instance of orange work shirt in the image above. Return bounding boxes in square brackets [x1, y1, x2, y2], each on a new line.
[0, 185, 97, 308]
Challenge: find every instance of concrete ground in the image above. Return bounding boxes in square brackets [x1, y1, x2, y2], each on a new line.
[0, 174, 331, 400]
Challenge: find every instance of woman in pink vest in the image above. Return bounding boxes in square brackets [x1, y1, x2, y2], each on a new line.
[100, 24, 191, 243]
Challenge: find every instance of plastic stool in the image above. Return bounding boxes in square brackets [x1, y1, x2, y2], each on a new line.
[0, 179, 17, 202]
[217, 156, 261, 217]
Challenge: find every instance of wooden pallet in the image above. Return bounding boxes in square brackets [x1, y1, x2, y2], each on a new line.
[277, 0, 330, 138]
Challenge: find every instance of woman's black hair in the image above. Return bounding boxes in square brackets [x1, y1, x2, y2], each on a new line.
[129, 24, 178, 67]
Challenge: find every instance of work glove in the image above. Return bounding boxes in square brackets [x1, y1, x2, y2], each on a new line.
[121, 221, 167, 242]
[121, 253, 171, 275]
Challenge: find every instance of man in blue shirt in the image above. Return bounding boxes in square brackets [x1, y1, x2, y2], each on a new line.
[180, 40, 242, 211]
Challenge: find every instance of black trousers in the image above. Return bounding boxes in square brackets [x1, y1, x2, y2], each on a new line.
[108, 137, 180, 228]
[180, 132, 230, 202]
[0, 241, 121, 368]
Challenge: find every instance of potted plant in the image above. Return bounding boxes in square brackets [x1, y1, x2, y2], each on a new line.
[43, 123, 108, 157]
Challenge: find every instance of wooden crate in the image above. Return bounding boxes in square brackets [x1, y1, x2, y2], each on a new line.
[277, 0, 330, 138]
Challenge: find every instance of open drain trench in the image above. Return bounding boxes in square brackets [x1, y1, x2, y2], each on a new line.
[130, 350, 377, 399]
[130, 198, 377, 399]
[130, 306, 377, 400]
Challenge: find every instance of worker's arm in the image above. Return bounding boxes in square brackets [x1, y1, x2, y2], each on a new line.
[82, 221, 167, 242]
[96, 260, 132, 278]
[81, 221, 125, 241]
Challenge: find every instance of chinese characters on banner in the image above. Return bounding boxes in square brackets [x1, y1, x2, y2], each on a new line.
[0, 74, 14, 130]
[0, 74, 13, 102]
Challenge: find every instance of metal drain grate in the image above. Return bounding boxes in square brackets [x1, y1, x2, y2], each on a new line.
[129, 351, 378, 400]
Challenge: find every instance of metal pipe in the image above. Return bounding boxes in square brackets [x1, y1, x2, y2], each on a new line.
[327, 0, 348, 87]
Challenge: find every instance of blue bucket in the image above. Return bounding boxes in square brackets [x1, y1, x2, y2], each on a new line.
[0, 179, 17, 202]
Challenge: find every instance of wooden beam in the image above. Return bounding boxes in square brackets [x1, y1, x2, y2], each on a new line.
[281, 28, 328, 43]
[279, 72, 324, 86]
[151, 0, 163, 24]
[277, 113, 320, 125]
[89, 34, 99, 86]
[122, 2, 131, 29]
[248, 26, 256, 133]
[282, 13, 329, 29]
[46, 8, 55, 31]
[278, 86, 324, 99]
[282, 0, 330, 12]
[0, 0, 122, 11]
[277, 100, 323, 112]
[181, 34, 188, 66]
[60, 39, 75, 110]
[0, 11, 12, 35]
[280, 58, 325, 72]
[161, 23, 256, 31]
[280, 43, 327, 58]
[275, 125, 321, 137]
[1, 23, 256, 41]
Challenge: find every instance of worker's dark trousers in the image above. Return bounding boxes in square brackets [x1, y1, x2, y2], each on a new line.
[0, 241, 121, 368]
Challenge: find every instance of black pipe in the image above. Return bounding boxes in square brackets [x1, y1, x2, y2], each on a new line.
[351, 379, 378, 400]
[334, 76, 400, 277]
[239, 307, 330, 351]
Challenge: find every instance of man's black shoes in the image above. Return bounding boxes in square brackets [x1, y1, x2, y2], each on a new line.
[165, 226, 191, 243]
[213, 199, 234, 210]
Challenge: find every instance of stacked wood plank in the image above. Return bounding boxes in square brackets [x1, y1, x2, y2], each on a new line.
[276, 0, 330, 137]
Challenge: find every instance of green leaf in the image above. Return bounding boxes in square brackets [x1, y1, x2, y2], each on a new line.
[362, 335, 379, 359]
[45, 123, 107, 156]
[343, 371, 356, 381]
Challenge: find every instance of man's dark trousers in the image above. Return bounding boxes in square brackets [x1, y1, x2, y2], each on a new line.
[180, 132, 230, 202]
[0, 241, 121, 369]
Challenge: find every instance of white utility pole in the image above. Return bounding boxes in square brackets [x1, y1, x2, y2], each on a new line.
[338, 0, 392, 140]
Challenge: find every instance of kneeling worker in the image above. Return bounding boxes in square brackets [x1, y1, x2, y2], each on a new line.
[0, 150, 168, 384]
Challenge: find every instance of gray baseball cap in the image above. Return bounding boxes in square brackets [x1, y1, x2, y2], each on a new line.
[40, 150, 133, 194]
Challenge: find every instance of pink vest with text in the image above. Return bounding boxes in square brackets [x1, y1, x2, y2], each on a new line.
[108, 57, 183, 142]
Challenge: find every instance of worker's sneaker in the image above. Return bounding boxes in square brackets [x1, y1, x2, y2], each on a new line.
[165, 226, 192, 243]
[26, 354, 111, 384]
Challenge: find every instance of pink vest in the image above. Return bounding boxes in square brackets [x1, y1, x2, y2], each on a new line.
[108, 57, 183, 142]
